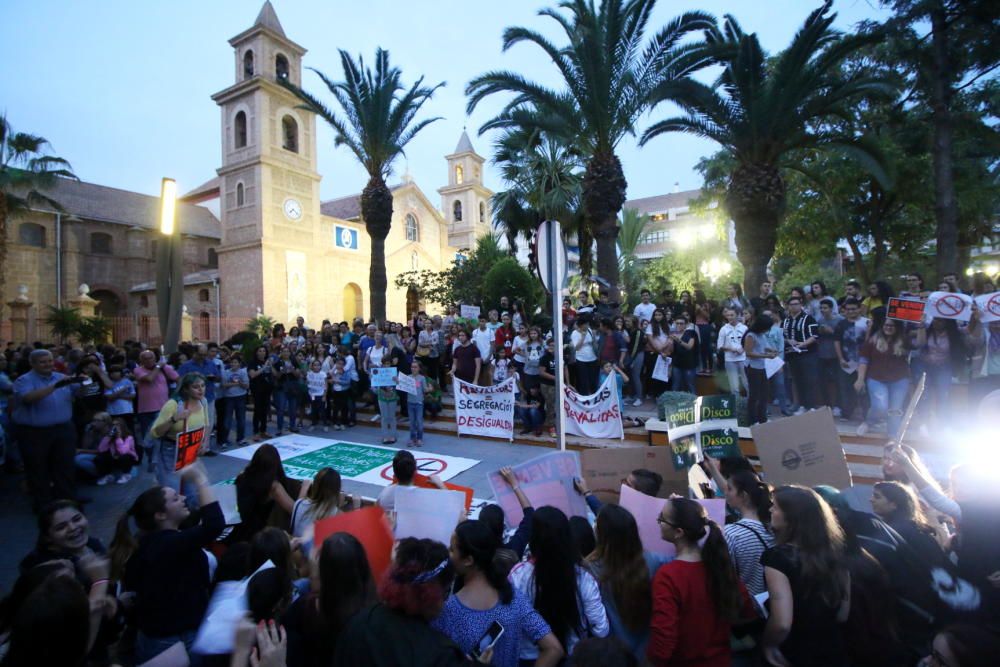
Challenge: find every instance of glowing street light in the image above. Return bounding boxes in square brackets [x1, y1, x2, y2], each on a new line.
[700, 257, 732, 284]
[160, 178, 177, 235]
[156, 177, 182, 353]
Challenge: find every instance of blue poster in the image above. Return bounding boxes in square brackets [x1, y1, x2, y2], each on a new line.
[334, 225, 359, 250]
[370, 367, 398, 387]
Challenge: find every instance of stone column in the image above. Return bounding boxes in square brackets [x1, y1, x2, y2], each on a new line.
[6, 286, 33, 344]
[67, 283, 98, 318]
[181, 305, 193, 343]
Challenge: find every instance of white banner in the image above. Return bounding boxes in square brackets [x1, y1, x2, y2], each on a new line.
[926, 291, 973, 322]
[563, 373, 624, 440]
[652, 354, 672, 382]
[974, 291, 1000, 323]
[453, 376, 515, 440]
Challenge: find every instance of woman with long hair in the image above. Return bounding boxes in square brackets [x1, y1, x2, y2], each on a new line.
[509, 506, 609, 660]
[917, 318, 968, 432]
[231, 443, 305, 543]
[284, 532, 376, 667]
[148, 372, 210, 492]
[113, 464, 224, 662]
[870, 481, 949, 566]
[624, 315, 647, 405]
[648, 497, 746, 666]
[644, 309, 673, 397]
[855, 319, 913, 439]
[744, 314, 778, 425]
[290, 467, 344, 538]
[762, 486, 851, 667]
[587, 505, 660, 658]
[724, 283, 749, 316]
[433, 520, 563, 667]
[722, 471, 776, 596]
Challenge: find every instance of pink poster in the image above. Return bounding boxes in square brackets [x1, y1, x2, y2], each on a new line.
[619, 485, 725, 556]
[487, 451, 587, 528]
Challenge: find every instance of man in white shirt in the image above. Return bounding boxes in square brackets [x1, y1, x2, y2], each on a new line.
[570, 318, 599, 395]
[633, 289, 656, 325]
[471, 316, 495, 386]
[716, 307, 749, 396]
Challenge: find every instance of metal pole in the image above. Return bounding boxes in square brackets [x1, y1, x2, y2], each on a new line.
[547, 221, 566, 452]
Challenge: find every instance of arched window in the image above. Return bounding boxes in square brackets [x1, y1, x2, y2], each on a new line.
[453, 200, 463, 222]
[199, 312, 211, 340]
[405, 213, 419, 242]
[281, 115, 298, 153]
[199, 288, 210, 302]
[207, 248, 218, 268]
[90, 232, 113, 255]
[455, 165, 464, 184]
[234, 111, 247, 149]
[275, 54, 289, 81]
[479, 201, 486, 223]
[236, 182, 245, 207]
[18, 222, 46, 248]
[243, 50, 254, 79]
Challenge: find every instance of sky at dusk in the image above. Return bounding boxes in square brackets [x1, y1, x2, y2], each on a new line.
[2, 0, 890, 206]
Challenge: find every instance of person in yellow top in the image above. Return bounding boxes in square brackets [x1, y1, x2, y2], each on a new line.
[150, 373, 212, 493]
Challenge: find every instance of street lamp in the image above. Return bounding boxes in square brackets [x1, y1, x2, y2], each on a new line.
[699, 257, 732, 284]
[156, 178, 183, 354]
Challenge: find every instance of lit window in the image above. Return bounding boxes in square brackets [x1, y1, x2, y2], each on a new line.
[281, 115, 298, 152]
[276, 54, 289, 81]
[455, 165, 464, 184]
[405, 213, 419, 242]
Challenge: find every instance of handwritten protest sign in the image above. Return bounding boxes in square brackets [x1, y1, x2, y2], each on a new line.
[314, 507, 394, 582]
[454, 376, 515, 440]
[395, 487, 467, 546]
[926, 291, 973, 322]
[563, 373, 624, 439]
[652, 355, 672, 383]
[579, 446, 688, 504]
[370, 366, 398, 387]
[975, 291, 1000, 323]
[887, 297, 926, 323]
[751, 407, 852, 489]
[396, 372, 418, 395]
[620, 485, 725, 556]
[487, 451, 586, 528]
[460, 305, 481, 320]
[174, 426, 205, 471]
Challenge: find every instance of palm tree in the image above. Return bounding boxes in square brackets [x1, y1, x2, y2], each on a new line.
[640, 2, 893, 293]
[617, 207, 650, 301]
[0, 115, 76, 304]
[490, 120, 584, 259]
[466, 0, 715, 300]
[283, 49, 443, 321]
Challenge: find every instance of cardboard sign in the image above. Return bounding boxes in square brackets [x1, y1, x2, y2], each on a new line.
[751, 407, 852, 489]
[460, 305, 481, 320]
[454, 376, 515, 440]
[563, 373, 624, 440]
[394, 486, 467, 546]
[396, 372, 419, 395]
[487, 452, 587, 529]
[887, 297, 926, 323]
[174, 427, 205, 471]
[926, 291, 973, 322]
[370, 366, 398, 388]
[579, 446, 688, 504]
[974, 291, 1000, 323]
[699, 427, 741, 460]
[619, 485, 726, 557]
[313, 507, 394, 583]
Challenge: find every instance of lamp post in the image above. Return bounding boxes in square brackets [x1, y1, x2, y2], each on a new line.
[699, 257, 732, 285]
[156, 178, 183, 354]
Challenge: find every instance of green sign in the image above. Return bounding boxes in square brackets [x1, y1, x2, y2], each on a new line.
[699, 428, 741, 459]
[282, 442, 396, 479]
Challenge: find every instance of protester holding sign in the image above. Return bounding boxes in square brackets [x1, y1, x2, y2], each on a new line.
[648, 497, 748, 667]
[762, 486, 850, 667]
[744, 314, 778, 425]
[115, 463, 224, 663]
[855, 319, 914, 439]
[149, 373, 210, 489]
[916, 318, 969, 431]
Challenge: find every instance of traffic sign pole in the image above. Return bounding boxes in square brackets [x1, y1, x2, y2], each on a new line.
[544, 220, 567, 452]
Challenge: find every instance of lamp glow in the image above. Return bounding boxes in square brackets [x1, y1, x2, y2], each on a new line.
[160, 178, 177, 235]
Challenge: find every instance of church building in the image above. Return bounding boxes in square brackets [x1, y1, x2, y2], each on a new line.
[1, 1, 492, 343]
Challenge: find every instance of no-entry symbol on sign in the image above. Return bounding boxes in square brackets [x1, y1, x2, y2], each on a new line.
[927, 291, 973, 322]
[935, 294, 965, 317]
[380, 457, 448, 481]
[988, 294, 1000, 318]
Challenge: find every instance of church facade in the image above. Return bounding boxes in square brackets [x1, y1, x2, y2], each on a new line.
[1, 2, 492, 343]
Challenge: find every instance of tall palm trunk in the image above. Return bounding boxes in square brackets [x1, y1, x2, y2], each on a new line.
[583, 150, 627, 299]
[361, 175, 394, 322]
[726, 164, 785, 296]
[929, 6, 959, 277]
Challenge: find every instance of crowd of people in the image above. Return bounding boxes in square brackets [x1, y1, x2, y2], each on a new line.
[1, 270, 999, 666]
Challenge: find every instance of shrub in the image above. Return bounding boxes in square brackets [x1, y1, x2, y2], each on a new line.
[482, 257, 544, 317]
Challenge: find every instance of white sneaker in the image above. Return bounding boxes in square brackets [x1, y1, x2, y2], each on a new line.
[96, 474, 114, 486]
[632, 398, 642, 407]
[832, 407, 842, 417]
[370, 414, 380, 422]
[856, 422, 870, 436]
[793, 407, 807, 416]
[116, 473, 132, 485]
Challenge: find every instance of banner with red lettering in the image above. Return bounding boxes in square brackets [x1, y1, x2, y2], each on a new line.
[453, 376, 515, 440]
[563, 373, 624, 440]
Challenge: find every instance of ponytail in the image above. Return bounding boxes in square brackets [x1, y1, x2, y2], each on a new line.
[455, 520, 513, 604]
[669, 498, 742, 621]
[108, 486, 167, 580]
[729, 471, 773, 525]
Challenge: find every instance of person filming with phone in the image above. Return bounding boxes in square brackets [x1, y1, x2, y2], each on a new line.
[12, 349, 88, 511]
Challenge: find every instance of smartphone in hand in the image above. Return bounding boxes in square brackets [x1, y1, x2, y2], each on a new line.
[471, 621, 504, 660]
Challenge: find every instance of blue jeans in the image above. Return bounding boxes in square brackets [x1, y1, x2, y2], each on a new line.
[135, 630, 197, 665]
[865, 377, 910, 439]
[672, 367, 697, 394]
[379, 400, 397, 440]
[923, 362, 953, 424]
[517, 406, 544, 431]
[221, 394, 247, 443]
[628, 351, 645, 401]
[273, 390, 297, 432]
[408, 402, 424, 441]
[770, 369, 790, 414]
